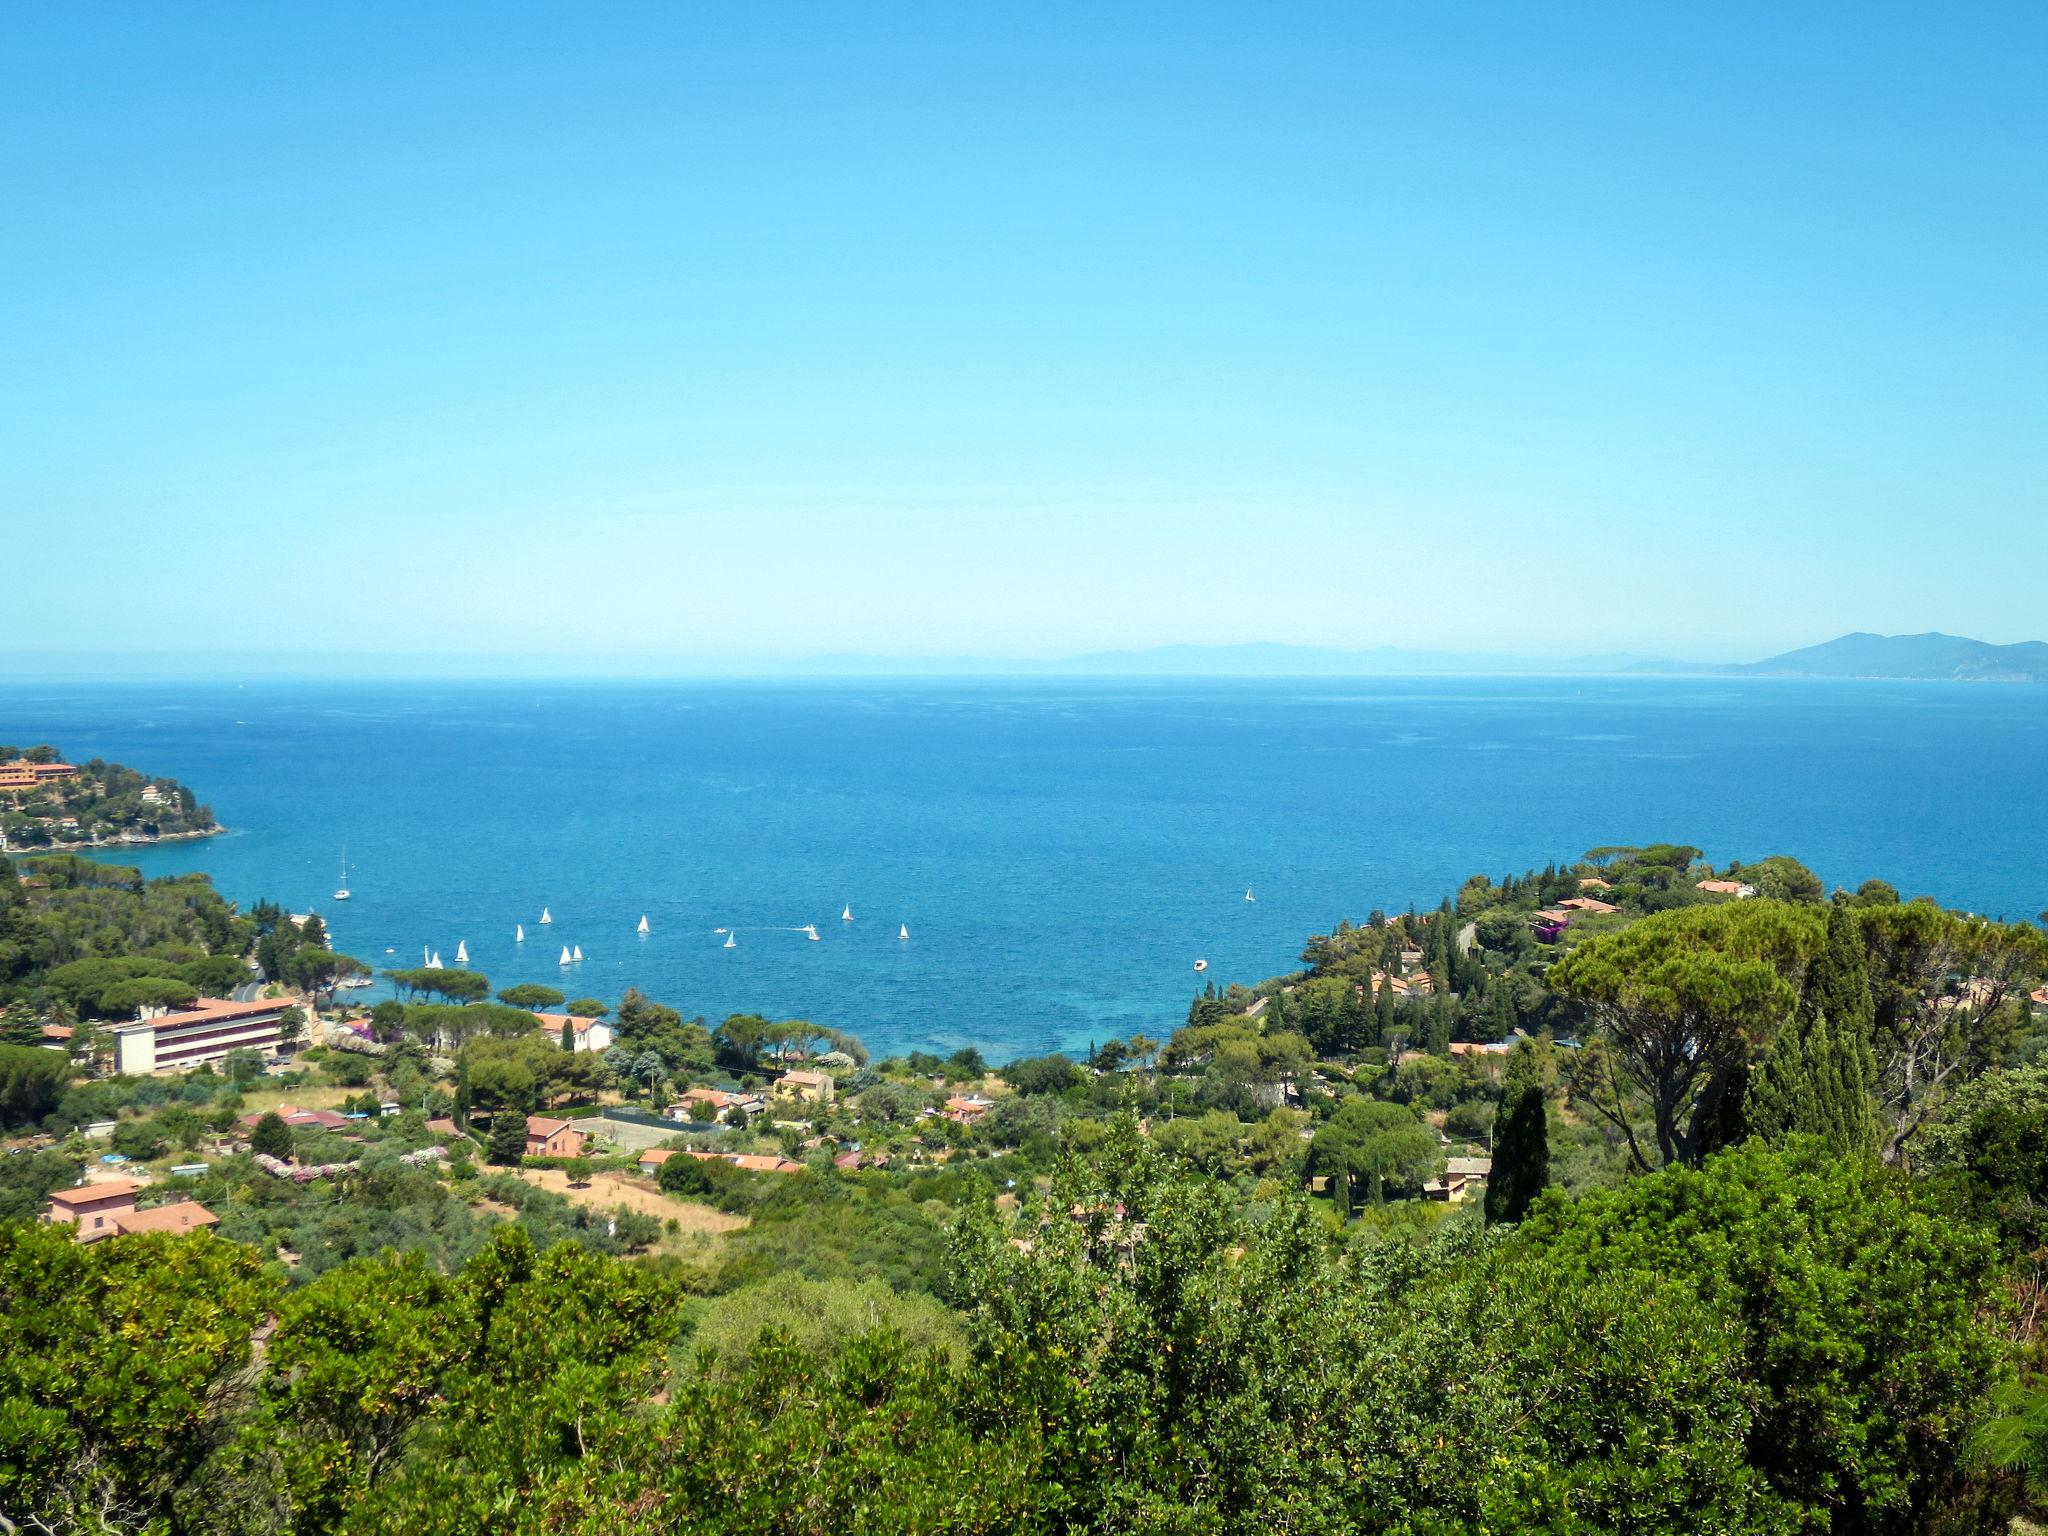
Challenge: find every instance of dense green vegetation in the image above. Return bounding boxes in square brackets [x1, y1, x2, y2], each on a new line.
[0, 744, 218, 847]
[5, 838, 2048, 1532]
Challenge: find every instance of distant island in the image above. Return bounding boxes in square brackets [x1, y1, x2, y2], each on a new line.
[1724, 631, 2048, 683]
[0, 746, 219, 851]
[793, 630, 2048, 682]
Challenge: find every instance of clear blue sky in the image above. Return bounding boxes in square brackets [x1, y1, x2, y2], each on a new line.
[4, 2, 2043, 672]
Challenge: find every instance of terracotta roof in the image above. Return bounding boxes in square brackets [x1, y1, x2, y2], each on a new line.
[526, 1117, 573, 1137]
[533, 1012, 601, 1032]
[727, 1153, 803, 1173]
[638, 1148, 680, 1167]
[133, 996, 293, 1029]
[113, 1201, 219, 1236]
[48, 1180, 141, 1207]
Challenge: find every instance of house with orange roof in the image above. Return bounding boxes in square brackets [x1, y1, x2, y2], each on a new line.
[524, 1117, 586, 1159]
[44, 1180, 143, 1240]
[1697, 879, 1757, 898]
[944, 1094, 994, 1124]
[727, 1153, 804, 1174]
[533, 1012, 613, 1053]
[110, 1201, 220, 1237]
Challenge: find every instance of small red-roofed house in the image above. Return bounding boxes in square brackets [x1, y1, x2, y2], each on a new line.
[44, 1181, 141, 1240]
[525, 1117, 585, 1158]
[112, 1200, 219, 1237]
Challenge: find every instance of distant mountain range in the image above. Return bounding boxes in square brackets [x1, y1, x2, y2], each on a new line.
[798, 632, 2048, 682]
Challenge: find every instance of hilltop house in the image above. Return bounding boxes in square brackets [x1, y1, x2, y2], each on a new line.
[774, 1069, 835, 1104]
[1424, 1156, 1493, 1203]
[534, 1012, 613, 1053]
[943, 1094, 994, 1124]
[1697, 879, 1757, 898]
[525, 1117, 586, 1159]
[43, 1180, 219, 1242]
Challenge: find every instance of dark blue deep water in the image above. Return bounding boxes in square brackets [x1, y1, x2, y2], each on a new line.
[2, 678, 2043, 1061]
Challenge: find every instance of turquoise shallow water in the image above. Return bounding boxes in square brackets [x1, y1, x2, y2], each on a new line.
[2, 677, 2043, 1061]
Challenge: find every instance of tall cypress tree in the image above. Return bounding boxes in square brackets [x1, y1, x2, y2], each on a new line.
[1745, 1010, 1879, 1156]
[1485, 1040, 1548, 1225]
[453, 1059, 472, 1128]
[1423, 995, 1452, 1057]
[560, 1016, 577, 1053]
[1374, 975, 1397, 1046]
[1746, 903, 1880, 1156]
[1805, 902, 1876, 1038]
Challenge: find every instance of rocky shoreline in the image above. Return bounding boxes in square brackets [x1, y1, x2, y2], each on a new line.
[4, 824, 225, 854]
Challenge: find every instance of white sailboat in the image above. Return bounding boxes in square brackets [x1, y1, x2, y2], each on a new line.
[572, 944, 584, 962]
[558, 945, 572, 965]
[637, 915, 650, 935]
[516, 924, 525, 943]
[724, 930, 737, 949]
[899, 923, 909, 940]
[841, 905, 853, 922]
[805, 924, 820, 941]
[334, 848, 351, 902]
[539, 907, 553, 926]
[1245, 887, 1255, 903]
[455, 940, 469, 966]
[421, 946, 430, 966]
[428, 951, 444, 970]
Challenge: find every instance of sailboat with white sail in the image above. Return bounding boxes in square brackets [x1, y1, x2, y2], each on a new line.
[899, 924, 909, 940]
[1245, 887, 1255, 903]
[539, 907, 553, 926]
[516, 924, 525, 943]
[572, 945, 584, 962]
[637, 915, 650, 935]
[841, 905, 853, 922]
[455, 940, 469, 966]
[334, 849, 351, 902]
[558, 945, 572, 965]
[428, 951, 443, 970]
[724, 930, 737, 949]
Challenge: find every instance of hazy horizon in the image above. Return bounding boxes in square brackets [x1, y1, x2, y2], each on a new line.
[9, 629, 2045, 684]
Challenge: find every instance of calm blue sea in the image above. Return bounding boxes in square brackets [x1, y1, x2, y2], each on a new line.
[2, 678, 2043, 1062]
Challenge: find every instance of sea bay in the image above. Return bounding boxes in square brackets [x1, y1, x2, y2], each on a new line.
[2, 676, 2042, 1062]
